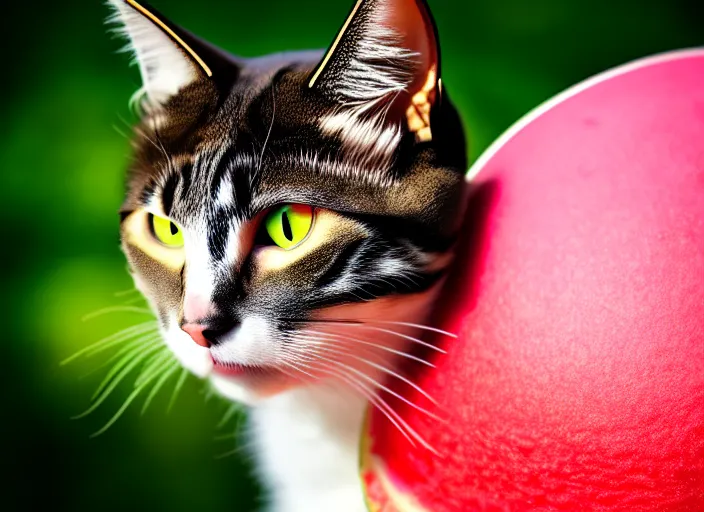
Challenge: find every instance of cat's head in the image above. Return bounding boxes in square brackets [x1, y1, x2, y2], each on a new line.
[112, 0, 467, 404]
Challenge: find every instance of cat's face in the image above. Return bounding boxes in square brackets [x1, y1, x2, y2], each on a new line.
[113, 0, 466, 404]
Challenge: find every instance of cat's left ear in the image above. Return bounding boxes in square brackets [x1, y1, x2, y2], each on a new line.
[107, 0, 223, 109]
[309, 0, 440, 142]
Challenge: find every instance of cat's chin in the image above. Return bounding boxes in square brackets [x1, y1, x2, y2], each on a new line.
[209, 371, 301, 406]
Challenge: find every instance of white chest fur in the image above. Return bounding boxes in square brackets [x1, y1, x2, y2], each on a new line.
[249, 385, 368, 512]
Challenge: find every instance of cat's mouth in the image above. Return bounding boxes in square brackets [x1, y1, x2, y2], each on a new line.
[210, 357, 282, 379]
[209, 355, 299, 402]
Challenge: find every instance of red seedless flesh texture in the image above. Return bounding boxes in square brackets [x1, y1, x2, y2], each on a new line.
[364, 51, 704, 511]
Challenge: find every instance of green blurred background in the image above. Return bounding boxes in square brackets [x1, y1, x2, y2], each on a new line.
[1, 0, 701, 510]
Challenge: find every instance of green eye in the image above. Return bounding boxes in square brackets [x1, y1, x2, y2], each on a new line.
[265, 204, 314, 249]
[150, 214, 184, 247]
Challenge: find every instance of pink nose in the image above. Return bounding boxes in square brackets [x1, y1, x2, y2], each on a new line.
[181, 323, 211, 348]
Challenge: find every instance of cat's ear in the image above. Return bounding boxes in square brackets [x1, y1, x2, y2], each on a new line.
[309, 0, 440, 143]
[107, 0, 215, 108]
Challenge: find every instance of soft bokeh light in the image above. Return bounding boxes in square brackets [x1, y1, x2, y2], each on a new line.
[2, 0, 702, 510]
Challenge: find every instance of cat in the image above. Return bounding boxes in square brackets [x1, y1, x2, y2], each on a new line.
[108, 0, 467, 510]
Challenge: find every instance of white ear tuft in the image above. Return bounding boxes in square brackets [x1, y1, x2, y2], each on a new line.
[311, 0, 441, 161]
[327, 19, 417, 110]
[107, 0, 208, 109]
[309, 0, 420, 111]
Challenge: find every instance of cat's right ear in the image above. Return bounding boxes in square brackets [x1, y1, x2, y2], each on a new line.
[107, 0, 219, 109]
[308, 0, 442, 148]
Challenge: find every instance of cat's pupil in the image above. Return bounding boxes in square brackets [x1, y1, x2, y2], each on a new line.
[170, 222, 178, 236]
[282, 212, 293, 241]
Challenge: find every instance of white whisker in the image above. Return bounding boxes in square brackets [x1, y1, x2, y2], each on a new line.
[280, 360, 317, 381]
[298, 340, 440, 420]
[344, 324, 447, 353]
[298, 355, 437, 452]
[216, 403, 243, 430]
[113, 288, 139, 297]
[141, 361, 180, 415]
[295, 329, 435, 368]
[284, 356, 418, 449]
[91, 336, 162, 400]
[167, 368, 189, 413]
[363, 320, 457, 339]
[74, 340, 163, 420]
[285, 318, 456, 339]
[82, 306, 153, 322]
[61, 321, 158, 365]
[135, 349, 174, 387]
[90, 351, 175, 438]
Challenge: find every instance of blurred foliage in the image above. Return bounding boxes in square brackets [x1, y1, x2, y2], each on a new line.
[0, 0, 701, 510]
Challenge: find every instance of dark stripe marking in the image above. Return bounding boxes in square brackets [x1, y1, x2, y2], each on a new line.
[207, 205, 233, 261]
[316, 238, 365, 289]
[179, 162, 193, 202]
[161, 173, 179, 216]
